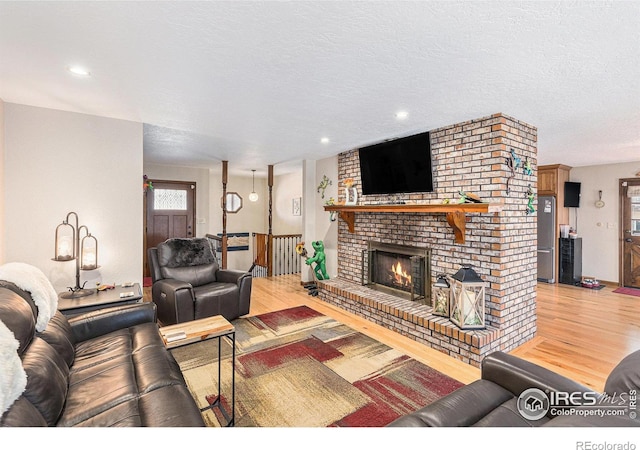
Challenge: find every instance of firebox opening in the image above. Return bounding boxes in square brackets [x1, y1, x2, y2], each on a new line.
[363, 241, 430, 304]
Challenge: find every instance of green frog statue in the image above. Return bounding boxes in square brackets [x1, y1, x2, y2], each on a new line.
[305, 240, 329, 280]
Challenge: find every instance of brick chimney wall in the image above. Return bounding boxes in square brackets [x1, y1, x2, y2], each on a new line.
[320, 113, 538, 365]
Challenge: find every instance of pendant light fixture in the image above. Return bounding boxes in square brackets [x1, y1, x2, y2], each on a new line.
[249, 169, 259, 202]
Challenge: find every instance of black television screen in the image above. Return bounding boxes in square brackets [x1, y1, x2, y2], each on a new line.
[358, 131, 434, 195]
[564, 181, 581, 207]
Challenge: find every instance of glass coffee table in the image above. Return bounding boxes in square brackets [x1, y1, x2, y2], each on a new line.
[158, 315, 236, 427]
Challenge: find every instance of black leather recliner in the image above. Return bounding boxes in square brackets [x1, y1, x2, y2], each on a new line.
[148, 237, 252, 325]
[388, 350, 640, 427]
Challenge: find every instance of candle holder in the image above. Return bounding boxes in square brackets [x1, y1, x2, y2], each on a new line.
[432, 274, 451, 317]
[53, 212, 100, 298]
[449, 265, 486, 329]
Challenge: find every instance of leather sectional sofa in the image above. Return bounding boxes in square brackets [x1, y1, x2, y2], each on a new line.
[0, 281, 205, 427]
[388, 350, 640, 427]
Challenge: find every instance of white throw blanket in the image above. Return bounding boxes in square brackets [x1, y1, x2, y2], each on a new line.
[0, 319, 27, 415]
[0, 262, 59, 332]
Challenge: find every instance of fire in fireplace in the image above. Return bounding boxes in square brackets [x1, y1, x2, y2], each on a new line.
[363, 242, 430, 304]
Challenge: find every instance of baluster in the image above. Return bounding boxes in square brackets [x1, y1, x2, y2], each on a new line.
[276, 238, 281, 276]
[285, 237, 289, 274]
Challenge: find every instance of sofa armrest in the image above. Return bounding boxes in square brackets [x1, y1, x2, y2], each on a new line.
[69, 302, 157, 343]
[482, 351, 594, 397]
[151, 278, 195, 325]
[217, 270, 252, 317]
[216, 269, 250, 285]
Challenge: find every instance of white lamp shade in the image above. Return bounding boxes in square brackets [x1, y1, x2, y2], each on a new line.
[249, 192, 259, 202]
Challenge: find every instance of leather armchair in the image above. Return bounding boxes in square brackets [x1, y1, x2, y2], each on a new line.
[148, 237, 252, 325]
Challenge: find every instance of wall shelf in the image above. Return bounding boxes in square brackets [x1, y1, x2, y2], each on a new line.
[323, 203, 503, 244]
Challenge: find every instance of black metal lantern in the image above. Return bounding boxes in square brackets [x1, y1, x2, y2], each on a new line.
[432, 274, 451, 317]
[52, 212, 99, 298]
[449, 265, 486, 329]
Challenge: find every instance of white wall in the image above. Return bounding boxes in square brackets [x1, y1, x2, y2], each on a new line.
[273, 170, 303, 235]
[314, 156, 338, 279]
[143, 163, 210, 238]
[298, 157, 339, 282]
[0, 98, 5, 264]
[570, 162, 640, 282]
[3, 104, 143, 293]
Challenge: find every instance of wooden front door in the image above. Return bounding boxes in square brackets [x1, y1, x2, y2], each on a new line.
[144, 180, 196, 277]
[621, 179, 640, 288]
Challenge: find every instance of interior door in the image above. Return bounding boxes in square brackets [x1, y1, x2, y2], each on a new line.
[144, 180, 196, 277]
[621, 179, 640, 288]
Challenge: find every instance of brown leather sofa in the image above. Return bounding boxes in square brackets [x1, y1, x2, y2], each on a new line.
[388, 350, 640, 427]
[0, 281, 205, 427]
[148, 237, 252, 325]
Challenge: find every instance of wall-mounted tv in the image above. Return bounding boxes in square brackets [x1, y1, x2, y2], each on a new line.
[564, 181, 581, 207]
[358, 131, 434, 195]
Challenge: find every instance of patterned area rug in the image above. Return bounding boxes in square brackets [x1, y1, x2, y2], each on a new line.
[171, 305, 464, 427]
[613, 287, 640, 297]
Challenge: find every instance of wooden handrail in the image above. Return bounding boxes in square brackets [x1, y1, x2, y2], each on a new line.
[205, 234, 222, 243]
[272, 233, 304, 239]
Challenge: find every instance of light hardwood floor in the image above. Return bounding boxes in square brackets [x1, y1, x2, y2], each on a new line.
[144, 276, 640, 391]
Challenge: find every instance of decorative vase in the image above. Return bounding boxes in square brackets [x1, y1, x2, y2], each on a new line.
[344, 187, 358, 206]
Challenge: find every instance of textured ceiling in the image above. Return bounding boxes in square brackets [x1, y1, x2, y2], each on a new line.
[1, 1, 639, 176]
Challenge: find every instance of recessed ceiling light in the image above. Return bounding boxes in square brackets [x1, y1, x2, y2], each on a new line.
[395, 111, 409, 120]
[320, 137, 330, 144]
[67, 65, 91, 77]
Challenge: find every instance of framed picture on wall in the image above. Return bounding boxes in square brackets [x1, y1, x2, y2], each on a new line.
[292, 197, 302, 216]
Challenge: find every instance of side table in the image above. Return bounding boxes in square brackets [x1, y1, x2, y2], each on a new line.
[58, 283, 142, 316]
[158, 316, 236, 427]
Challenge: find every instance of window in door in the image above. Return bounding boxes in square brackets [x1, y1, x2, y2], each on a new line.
[154, 189, 188, 210]
[631, 196, 640, 235]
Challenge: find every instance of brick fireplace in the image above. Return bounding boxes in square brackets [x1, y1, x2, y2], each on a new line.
[317, 113, 538, 367]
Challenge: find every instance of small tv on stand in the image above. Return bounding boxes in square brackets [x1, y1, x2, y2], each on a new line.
[564, 181, 581, 207]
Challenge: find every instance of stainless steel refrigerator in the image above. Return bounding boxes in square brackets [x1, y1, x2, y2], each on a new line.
[538, 196, 556, 283]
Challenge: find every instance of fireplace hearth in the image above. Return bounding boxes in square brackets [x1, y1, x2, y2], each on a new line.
[363, 241, 430, 304]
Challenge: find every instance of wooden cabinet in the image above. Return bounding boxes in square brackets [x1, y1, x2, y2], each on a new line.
[539, 168, 559, 194]
[538, 164, 571, 197]
[538, 164, 572, 283]
[539, 164, 571, 226]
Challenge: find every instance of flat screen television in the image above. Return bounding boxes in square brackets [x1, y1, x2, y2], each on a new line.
[564, 181, 581, 207]
[358, 131, 434, 195]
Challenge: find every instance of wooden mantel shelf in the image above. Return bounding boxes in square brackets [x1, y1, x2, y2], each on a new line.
[323, 203, 503, 244]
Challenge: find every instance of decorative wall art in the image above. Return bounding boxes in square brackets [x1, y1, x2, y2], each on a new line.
[292, 197, 302, 216]
[317, 175, 332, 199]
[506, 148, 522, 195]
[216, 232, 250, 251]
[523, 157, 533, 176]
[526, 185, 536, 215]
[143, 175, 153, 193]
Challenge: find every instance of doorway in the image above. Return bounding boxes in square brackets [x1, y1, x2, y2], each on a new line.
[620, 178, 640, 288]
[144, 180, 196, 277]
